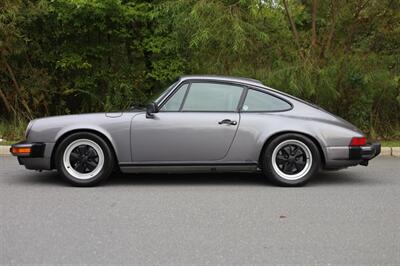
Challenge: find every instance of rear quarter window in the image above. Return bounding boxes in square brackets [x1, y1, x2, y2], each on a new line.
[242, 89, 291, 112]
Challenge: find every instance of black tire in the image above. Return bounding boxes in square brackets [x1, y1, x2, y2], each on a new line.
[262, 133, 321, 186]
[55, 132, 115, 186]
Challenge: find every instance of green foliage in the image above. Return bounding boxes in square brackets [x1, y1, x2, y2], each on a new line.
[381, 140, 400, 147]
[0, 0, 399, 139]
[0, 117, 26, 141]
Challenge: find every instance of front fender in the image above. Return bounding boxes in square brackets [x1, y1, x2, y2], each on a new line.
[27, 113, 135, 163]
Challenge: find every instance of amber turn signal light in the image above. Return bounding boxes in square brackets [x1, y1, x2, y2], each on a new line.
[11, 147, 31, 155]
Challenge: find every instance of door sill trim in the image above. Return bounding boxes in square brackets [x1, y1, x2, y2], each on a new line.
[119, 163, 258, 174]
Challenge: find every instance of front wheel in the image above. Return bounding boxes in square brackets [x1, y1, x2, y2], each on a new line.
[262, 134, 321, 186]
[55, 132, 115, 186]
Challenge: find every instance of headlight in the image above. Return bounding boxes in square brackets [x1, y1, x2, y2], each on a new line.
[25, 120, 35, 139]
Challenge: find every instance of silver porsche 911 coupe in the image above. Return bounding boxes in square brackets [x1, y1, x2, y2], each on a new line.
[10, 75, 380, 186]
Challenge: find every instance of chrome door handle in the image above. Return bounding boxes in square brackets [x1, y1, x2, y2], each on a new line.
[218, 119, 237, 125]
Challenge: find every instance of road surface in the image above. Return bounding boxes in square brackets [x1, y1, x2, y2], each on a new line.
[1, 156, 399, 265]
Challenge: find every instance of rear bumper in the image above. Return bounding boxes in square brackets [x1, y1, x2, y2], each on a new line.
[349, 142, 381, 166]
[10, 141, 53, 170]
[324, 142, 381, 169]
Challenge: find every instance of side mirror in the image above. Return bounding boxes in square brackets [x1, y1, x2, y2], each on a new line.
[146, 102, 158, 118]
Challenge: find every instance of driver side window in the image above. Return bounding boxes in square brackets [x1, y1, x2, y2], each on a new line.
[160, 82, 243, 112]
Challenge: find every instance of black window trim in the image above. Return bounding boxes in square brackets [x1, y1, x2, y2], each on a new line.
[238, 86, 293, 113]
[178, 82, 191, 111]
[158, 82, 190, 112]
[154, 80, 179, 105]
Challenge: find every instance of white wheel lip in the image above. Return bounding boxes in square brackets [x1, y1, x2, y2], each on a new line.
[271, 139, 313, 181]
[63, 139, 105, 180]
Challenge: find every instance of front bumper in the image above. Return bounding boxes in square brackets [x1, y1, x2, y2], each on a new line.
[10, 141, 46, 158]
[349, 142, 381, 166]
[10, 141, 53, 170]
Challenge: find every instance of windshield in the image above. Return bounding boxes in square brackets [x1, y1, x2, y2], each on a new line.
[154, 81, 178, 104]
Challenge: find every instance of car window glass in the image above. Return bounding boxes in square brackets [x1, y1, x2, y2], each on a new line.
[181, 83, 243, 112]
[160, 84, 189, 111]
[242, 89, 291, 112]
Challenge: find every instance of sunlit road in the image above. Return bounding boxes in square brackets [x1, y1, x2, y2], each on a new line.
[1, 156, 399, 265]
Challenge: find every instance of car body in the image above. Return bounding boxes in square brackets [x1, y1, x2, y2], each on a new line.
[11, 75, 381, 186]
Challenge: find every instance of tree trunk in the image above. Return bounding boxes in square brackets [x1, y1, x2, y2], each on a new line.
[311, 0, 318, 48]
[0, 86, 15, 114]
[282, 0, 304, 59]
[320, 0, 338, 58]
[1, 55, 33, 119]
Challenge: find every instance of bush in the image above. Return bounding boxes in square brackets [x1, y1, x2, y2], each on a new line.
[0, 0, 399, 139]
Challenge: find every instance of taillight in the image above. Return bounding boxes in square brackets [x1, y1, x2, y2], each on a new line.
[350, 137, 367, 146]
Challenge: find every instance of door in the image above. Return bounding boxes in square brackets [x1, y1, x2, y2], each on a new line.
[131, 82, 244, 162]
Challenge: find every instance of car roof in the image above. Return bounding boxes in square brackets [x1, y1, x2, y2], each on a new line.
[180, 74, 310, 103]
[180, 75, 263, 87]
[179, 75, 319, 110]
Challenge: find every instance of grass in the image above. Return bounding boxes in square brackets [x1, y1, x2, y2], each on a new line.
[380, 140, 400, 147]
[0, 140, 18, 145]
[0, 118, 27, 143]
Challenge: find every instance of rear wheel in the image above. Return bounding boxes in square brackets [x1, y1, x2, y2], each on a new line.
[55, 132, 114, 186]
[262, 134, 321, 186]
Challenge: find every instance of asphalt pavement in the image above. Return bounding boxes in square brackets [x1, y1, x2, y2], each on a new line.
[1, 156, 399, 265]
